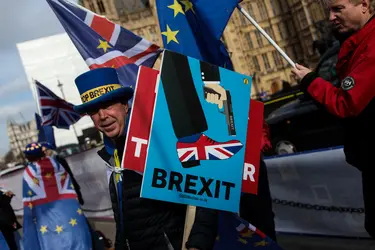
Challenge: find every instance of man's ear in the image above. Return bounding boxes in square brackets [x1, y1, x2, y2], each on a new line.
[124, 102, 129, 114]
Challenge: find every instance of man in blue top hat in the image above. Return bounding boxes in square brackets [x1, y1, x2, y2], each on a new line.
[73, 67, 217, 250]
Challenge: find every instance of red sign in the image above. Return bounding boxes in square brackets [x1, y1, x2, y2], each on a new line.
[121, 66, 159, 172]
[241, 100, 264, 194]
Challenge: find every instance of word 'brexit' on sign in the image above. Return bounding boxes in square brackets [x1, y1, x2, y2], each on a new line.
[151, 168, 236, 201]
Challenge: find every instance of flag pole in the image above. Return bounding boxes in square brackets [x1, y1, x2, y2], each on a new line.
[31, 78, 42, 116]
[237, 5, 296, 68]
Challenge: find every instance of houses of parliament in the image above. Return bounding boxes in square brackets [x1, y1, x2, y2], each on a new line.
[80, 0, 329, 97]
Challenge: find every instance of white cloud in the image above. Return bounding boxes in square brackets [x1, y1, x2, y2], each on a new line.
[0, 77, 30, 99]
[0, 100, 36, 122]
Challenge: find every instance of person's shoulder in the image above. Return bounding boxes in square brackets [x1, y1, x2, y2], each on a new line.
[97, 146, 111, 163]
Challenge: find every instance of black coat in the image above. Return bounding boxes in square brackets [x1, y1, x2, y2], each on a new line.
[98, 139, 218, 250]
[0, 192, 21, 231]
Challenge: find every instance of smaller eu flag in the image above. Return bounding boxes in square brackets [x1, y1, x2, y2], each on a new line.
[156, 0, 240, 68]
[215, 212, 283, 250]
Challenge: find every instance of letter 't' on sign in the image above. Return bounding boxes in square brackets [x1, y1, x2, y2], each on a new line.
[131, 137, 148, 157]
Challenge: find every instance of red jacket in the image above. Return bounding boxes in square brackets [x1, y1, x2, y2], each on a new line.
[300, 16, 375, 168]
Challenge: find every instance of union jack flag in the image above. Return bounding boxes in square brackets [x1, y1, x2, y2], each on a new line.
[177, 134, 243, 162]
[22, 157, 77, 208]
[35, 80, 82, 129]
[22, 157, 92, 249]
[47, 0, 163, 88]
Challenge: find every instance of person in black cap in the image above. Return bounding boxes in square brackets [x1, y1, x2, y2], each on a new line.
[73, 67, 217, 250]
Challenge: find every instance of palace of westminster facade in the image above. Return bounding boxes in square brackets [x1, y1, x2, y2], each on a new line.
[81, 0, 329, 97]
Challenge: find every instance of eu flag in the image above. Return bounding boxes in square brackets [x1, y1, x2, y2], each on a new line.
[156, 0, 240, 68]
[215, 213, 282, 249]
[22, 157, 92, 250]
[35, 113, 56, 149]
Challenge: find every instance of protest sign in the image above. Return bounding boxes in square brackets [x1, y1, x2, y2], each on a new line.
[242, 100, 264, 194]
[121, 66, 159, 172]
[140, 50, 252, 212]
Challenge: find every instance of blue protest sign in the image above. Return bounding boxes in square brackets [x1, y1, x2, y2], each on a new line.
[140, 50, 252, 212]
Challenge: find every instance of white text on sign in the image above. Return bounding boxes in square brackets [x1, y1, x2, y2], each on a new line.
[243, 163, 256, 182]
[131, 137, 148, 158]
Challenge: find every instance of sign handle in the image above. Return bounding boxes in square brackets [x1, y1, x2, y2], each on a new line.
[182, 205, 196, 250]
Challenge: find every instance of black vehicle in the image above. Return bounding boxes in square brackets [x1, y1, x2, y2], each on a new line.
[265, 39, 342, 156]
[265, 97, 344, 156]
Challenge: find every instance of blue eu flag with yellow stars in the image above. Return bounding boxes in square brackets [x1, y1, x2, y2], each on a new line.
[156, 0, 240, 68]
[215, 213, 282, 249]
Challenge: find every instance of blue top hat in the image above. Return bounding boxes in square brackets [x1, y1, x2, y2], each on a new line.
[24, 142, 44, 156]
[73, 68, 134, 114]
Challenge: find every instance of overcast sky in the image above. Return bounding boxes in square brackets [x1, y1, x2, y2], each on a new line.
[0, 0, 77, 156]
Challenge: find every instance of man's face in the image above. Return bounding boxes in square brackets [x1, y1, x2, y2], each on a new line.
[89, 102, 129, 139]
[43, 148, 53, 156]
[328, 0, 370, 33]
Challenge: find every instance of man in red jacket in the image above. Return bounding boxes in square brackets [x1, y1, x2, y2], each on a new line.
[292, 0, 375, 238]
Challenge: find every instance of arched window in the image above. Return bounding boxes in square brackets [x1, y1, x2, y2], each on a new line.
[97, 0, 106, 14]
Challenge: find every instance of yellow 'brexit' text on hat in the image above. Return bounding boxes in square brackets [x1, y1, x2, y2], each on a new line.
[80, 84, 121, 103]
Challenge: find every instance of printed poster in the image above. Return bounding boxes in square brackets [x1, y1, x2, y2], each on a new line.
[140, 50, 252, 212]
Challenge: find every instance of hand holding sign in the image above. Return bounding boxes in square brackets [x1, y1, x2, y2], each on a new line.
[204, 84, 227, 109]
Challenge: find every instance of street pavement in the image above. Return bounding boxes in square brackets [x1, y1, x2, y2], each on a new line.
[14, 216, 374, 249]
[88, 218, 375, 250]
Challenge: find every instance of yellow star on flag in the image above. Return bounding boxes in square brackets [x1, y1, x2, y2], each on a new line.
[238, 237, 248, 244]
[161, 25, 179, 44]
[215, 235, 220, 241]
[77, 208, 82, 215]
[61, 174, 66, 180]
[69, 218, 78, 227]
[254, 240, 269, 247]
[40, 225, 48, 235]
[33, 178, 39, 185]
[240, 230, 254, 238]
[28, 203, 33, 209]
[45, 172, 52, 179]
[70, 184, 74, 189]
[97, 39, 112, 53]
[55, 225, 63, 234]
[27, 190, 33, 196]
[168, 0, 185, 17]
[180, 0, 195, 13]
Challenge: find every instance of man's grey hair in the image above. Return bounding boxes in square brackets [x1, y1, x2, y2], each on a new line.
[323, 0, 375, 13]
[350, 0, 375, 13]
